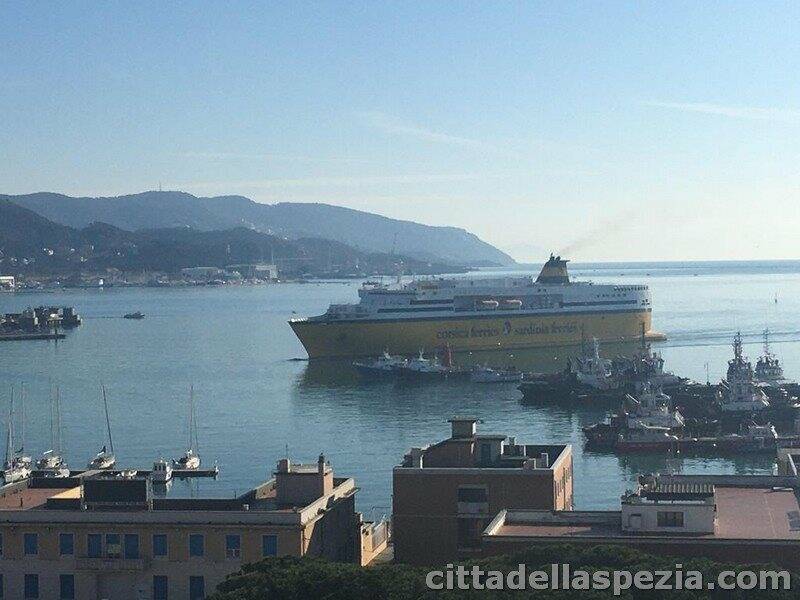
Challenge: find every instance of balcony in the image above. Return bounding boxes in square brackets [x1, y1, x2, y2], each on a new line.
[76, 556, 146, 571]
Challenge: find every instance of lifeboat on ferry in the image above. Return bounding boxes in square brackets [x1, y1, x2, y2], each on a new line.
[477, 300, 500, 311]
[500, 299, 523, 309]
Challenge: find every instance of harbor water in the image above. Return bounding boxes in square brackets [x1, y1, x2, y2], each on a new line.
[3, 261, 800, 513]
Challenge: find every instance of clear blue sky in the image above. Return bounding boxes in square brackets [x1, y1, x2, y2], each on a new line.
[2, 2, 799, 261]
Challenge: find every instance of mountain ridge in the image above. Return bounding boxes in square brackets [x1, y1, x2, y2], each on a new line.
[1, 191, 515, 267]
[0, 199, 464, 276]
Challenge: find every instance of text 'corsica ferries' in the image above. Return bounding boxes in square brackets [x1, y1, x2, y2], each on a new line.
[289, 255, 666, 359]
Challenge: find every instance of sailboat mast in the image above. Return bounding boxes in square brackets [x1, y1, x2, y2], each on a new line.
[102, 385, 114, 454]
[20, 383, 25, 455]
[56, 386, 63, 455]
[5, 387, 13, 465]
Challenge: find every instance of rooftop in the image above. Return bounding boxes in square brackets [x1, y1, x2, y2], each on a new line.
[0, 457, 354, 517]
[399, 418, 570, 471]
[485, 484, 800, 542]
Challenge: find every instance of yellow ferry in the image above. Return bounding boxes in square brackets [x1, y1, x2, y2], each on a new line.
[289, 255, 666, 359]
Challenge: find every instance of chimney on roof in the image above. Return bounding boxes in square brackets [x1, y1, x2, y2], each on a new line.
[277, 458, 291, 473]
[409, 447, 424, 468]
[318, 453, 326, 474]
[539, 452, 549, 468]
[449, 417, 478, 439]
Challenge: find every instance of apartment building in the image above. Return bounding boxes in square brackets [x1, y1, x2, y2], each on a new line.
[483, 473, 800, 569]
[393, 417, 573, 565]
[0, 455, 387, 599]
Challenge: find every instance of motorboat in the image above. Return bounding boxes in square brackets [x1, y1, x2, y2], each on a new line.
[353, 351, 407, 376]
[470, 365, 523, 383]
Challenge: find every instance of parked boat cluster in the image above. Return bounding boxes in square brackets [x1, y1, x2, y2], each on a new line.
[526, 330, 800, 455]
[0, 306, 81, 341]
[353, 348, 523, 383]
[2, 384, 216, 485]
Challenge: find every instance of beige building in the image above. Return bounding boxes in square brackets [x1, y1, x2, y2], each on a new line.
[392, 418, 573, 565]
[483, 473, 800, 569]
[0, 455, 388, 599]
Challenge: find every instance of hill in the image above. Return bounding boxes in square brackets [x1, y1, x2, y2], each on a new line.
[0, 199, 462, 277]
[2, 191, 515, 267]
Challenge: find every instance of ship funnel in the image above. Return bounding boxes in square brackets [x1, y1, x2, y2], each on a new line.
[536, 254, 570, 284]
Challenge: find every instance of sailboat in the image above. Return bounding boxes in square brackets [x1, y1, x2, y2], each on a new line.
[87, 385, 116, 470]
[37, 386, 69, 477]
[3, 387, 31, 484]
[173, 385, 201, 470]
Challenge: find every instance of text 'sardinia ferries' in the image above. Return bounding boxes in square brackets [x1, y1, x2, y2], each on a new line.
[289, 255, 666, 359]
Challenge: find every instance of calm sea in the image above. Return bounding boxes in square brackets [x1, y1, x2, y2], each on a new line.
[3, 260, 800, 514]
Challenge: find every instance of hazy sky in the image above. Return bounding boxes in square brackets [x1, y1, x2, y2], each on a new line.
[2, 2, 799, 262]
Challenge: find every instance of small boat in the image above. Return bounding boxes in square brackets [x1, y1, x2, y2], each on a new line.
[470, 365, 523, 383]
[123, 311, 145, 320]
[88, 385, 116, 470]
[353, 351, 407, 376]
[398, 350, 450, 377]
[151, 457, 173, 483]
[173, 385, 201, 470]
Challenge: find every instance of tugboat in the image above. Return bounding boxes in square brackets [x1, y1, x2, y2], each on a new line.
[36, 387, 69, 478]
[570, 338, 619, 391]
[2, 389, 31, 484]
[88, 386, 116, 470]
[470, 365, 524, 383]
[625, 384, 685, 430]
[173, 386, 201, 470]
[583, 384, 684, 447]
[754, 329, 789, 384]
[625, 325, 685, 388]
[616, 426, 680, 453]
[717, 332, 770, 414]
[353, 351, 407, 376]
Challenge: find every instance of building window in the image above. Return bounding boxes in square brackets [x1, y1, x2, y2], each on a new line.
[87, 534, 102, 558]
[59, 574, 75, 600]
[457, 487, 487, 503]
[657, 511, 685, 527]
[153, 575, 168, 600]
[262, 534, 277, 557]
[456, 518, 484, 549]
[0, 532, 3, 556]
[225, 534, 241, 558]
[480, 443, 491, 462]
[24, 574, 39, 599]
[59, 533, 74, 556]
[23, 533, 38, 556]
[124, 534, 139, 559]
[153, 534, 168, 558]
[0, 574, 3, 599]
[189, 534, 204, 557]
[105, 534, 121, 558]
[189, 576, 205, 600]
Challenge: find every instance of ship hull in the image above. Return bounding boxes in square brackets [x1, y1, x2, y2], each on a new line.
[290, 309, 664, 359]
